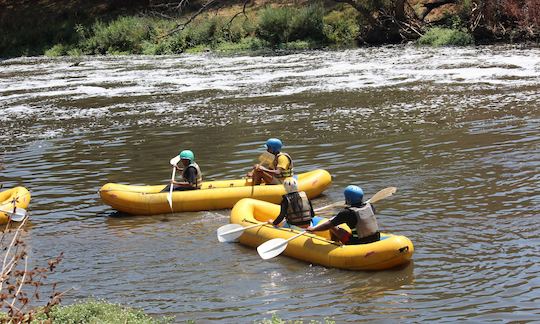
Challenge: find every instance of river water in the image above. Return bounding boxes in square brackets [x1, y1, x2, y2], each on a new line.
[1, 45, 539, 322]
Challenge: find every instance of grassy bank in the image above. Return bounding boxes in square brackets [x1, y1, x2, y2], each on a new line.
[11, 4, 363, 57]
[1, 2, 479, 58]
[23, 299, 173, 323]
[1, 0, 539, 58]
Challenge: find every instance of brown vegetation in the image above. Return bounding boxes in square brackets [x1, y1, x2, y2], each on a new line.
[473, 0, 540, 41]
[0, 218, 64, 322]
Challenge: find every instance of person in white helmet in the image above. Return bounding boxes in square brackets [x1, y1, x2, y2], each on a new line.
[267, 178, 315, 229]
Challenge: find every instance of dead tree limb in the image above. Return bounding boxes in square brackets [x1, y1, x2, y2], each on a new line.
[228, 0, 252, 27]
[422, 0, 457, 20]
[159, 0, 219, 38]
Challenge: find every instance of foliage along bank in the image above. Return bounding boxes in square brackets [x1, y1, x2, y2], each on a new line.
[0, 1, 538, 58]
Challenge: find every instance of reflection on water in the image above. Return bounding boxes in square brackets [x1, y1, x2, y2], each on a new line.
[1, 45, 539, 322]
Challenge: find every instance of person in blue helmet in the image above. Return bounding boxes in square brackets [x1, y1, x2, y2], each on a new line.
[161, 150, 203, 192]
[248, 138, 293, 185]
[307, 185, 380, 245]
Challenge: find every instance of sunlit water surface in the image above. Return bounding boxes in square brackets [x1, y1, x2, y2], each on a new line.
[1, 45, 539, 322]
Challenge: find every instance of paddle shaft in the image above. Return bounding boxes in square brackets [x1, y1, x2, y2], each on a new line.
[167, 155, 181, 210]
[167, 166, 176, 209]
[277, 231, 306, 247]
[314, 187, 397, 213]
[222, 223, 265, 236]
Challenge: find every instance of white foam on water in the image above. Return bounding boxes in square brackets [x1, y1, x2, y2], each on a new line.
[1, 46, 539, 131]
[2, 105, 34, 115]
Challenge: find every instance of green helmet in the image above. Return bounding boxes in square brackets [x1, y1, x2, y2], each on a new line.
[179, 150, 195, 162]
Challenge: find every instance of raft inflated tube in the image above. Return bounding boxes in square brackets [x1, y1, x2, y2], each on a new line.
[0, 186, 31, 224]
[230, 198, 414, 271]
[99, 169, 332, 215]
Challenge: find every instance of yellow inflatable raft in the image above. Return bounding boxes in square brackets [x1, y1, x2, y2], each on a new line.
[230, 198, 414, 271]
[99, 169, 332, 215]
[0, 186, 31, 224]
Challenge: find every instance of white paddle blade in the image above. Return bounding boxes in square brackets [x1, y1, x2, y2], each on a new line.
[170, 156, 180, 166]
[0, 206, 27, 222]
[217, 224, 245, 243]
[257, 238, 288, 260]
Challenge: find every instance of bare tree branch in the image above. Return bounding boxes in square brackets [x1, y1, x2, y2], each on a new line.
[227, 0, 252, 29]
[159, 0, 219, 38]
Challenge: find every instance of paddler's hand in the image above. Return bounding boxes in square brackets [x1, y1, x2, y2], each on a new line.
[306, 226, 315, 232]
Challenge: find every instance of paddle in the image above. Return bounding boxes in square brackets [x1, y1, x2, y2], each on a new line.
[314, 186, 397, 213]
[0, 206, 27, 222]
[257, 231, 307, 260]
[167, 155, 181, 210]
[217, 223, 266, 243]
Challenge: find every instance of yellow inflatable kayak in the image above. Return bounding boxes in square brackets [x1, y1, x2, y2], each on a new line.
[230, 198, 414, 271]
[0, 186, 31, 224]
[99, 169, 332, 215]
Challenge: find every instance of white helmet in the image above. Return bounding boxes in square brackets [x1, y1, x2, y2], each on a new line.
[283, 178, 298, 193]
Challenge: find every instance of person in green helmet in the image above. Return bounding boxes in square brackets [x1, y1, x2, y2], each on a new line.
[162, 150, 203, 192]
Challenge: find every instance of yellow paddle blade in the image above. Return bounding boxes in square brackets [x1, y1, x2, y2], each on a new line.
[368, 187, 397, 204]
[258, 151, 274, 168]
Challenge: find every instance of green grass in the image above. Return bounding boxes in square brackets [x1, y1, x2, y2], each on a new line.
[32, 299, 174, 324]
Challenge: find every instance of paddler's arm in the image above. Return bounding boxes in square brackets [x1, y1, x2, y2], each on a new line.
[307, 210, 346, 232]
[171, 167, 197, 189]
[255, 164, 279, 175]
[269, 198, 288, 226]
[307, 221, 333, 232]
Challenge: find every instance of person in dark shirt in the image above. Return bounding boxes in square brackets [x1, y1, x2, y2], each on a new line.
[268, 178, 315, 229]
[161, 150, 203, 192]
[307, 185, 380, 245]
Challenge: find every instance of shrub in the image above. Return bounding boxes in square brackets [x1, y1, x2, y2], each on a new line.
[256, 3, 325, 46]
[221, 16, 254, 43]
[45, 44, 69, 57]
[215, 36, 266, 52]
[323, 7, 360, 46]
[80, 16, 155, 54]
[183, 15, 249, 48]
[0, 217, 64, 322]
[289, 4, 325, 42]
[34, 299, 173, 324]
[256, 6, 293, 45]
[418, 27, 474, 46]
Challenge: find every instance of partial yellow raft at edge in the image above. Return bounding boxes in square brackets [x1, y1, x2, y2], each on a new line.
[99, 169, 332, 215]
[230, 198, 414, 271]
[0, 186, 31, 225]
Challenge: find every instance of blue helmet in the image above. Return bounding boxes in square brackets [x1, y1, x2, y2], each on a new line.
[265, 138, 282, 153]
[344, 185, 364, 205]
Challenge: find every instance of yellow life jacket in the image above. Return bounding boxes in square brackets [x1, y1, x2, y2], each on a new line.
[273, 152, 293, 178]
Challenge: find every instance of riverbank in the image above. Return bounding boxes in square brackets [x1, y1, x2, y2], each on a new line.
[0, 0, 538, 58]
